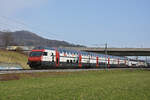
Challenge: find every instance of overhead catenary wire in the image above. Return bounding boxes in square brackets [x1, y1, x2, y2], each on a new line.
[0, 21, 23, 31]
[0, 17, 27, 31]
[0, 15, 61, 39]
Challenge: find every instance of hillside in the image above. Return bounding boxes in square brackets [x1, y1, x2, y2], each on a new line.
[0, 50, 29, 69]
[0, 30, 84, 47]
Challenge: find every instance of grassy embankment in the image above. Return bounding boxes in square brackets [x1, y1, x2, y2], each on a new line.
[0, 50, 30, 69]
[0, 70, 150, 100]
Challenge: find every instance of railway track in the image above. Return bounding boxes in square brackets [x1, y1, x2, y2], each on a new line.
[0, 67, 150, 74]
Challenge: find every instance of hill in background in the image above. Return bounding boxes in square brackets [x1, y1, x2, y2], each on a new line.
[0, 30, 84, 47]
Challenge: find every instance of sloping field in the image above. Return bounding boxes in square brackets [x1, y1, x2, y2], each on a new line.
[0, 70, 150, 100]
[0, 50, 30, 69]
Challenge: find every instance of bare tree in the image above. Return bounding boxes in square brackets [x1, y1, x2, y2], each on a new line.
[2, 31, 14, 48]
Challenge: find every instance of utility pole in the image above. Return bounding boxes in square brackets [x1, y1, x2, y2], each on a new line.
[105, 43, 108, 68]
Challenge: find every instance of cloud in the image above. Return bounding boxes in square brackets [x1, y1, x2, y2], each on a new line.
[0, 0, 48, 15]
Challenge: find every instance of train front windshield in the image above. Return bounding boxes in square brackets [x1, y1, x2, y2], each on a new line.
[29, 51, 43, 57]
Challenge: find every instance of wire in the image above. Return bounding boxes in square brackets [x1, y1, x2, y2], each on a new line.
[0, 17, 26, 31]
[0, 15, 60, 38]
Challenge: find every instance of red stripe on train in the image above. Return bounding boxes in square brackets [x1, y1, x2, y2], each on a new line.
[55, 48, 60, 67]
[79, 54, 82, 68]
[28, 57, 41, 61]
[96, 56, 99, 67]
[32, 49, 45, 52]
[108, 57, 110, 68]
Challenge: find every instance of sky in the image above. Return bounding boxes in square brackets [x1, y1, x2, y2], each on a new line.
[0, 0, 150, 47]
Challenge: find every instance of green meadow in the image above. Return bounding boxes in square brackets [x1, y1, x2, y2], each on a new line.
[0, 69, 150, 100]
[0, 70, 150, 100]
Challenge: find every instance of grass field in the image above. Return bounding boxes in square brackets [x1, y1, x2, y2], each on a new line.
[0, 69, 150, 100]
[0, 50, 30, 69]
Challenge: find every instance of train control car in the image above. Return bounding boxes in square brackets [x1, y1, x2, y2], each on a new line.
[27, 47, 147, 69]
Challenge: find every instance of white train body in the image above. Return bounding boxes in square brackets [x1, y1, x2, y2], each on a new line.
[27, 47, 148, 69]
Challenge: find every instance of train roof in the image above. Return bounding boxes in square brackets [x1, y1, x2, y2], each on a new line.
[33, 46, 55, 50]
[33, 46, 128, 59]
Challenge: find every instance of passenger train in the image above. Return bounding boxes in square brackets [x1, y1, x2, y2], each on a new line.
[27, 47, 147, 69]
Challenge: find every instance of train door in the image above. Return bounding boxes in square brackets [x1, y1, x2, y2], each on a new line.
[42, 51, 49, 61]
[49, 50, 55, 63]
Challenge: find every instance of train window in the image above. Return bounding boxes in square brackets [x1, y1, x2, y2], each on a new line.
[59, 50, 62, 53]
[70, 52, 72, 55]
[52, 57, 54, 62]
[62, 50, 65, 53]
[30, 51, 42, 57]
[43, 52, 47, 56]
[70, 60, 72, 63]
[51, 53, 54, 56]
[76, 60, 78, 63]
[66, 51, 68, 55]
[67, 60, 69, 63]
[70, 51, 72, 54]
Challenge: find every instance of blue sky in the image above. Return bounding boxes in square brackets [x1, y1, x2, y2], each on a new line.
[0, 0, 150, 47]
